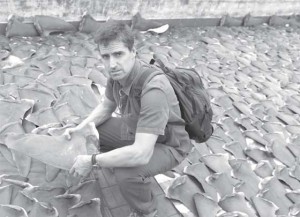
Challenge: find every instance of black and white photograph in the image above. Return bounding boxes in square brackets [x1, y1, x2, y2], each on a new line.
[0, 0, 300, 216]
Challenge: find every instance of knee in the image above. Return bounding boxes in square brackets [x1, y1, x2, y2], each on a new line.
[114, 168, 147, 188]
[114, 168, 133, 184]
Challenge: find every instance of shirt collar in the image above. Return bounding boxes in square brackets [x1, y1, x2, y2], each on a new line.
[119, 59, 142, 96]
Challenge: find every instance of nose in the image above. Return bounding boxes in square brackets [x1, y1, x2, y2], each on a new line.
[109, 57, 117, 69]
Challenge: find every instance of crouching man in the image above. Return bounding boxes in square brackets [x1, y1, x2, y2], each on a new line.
[64, 21, 192, 217]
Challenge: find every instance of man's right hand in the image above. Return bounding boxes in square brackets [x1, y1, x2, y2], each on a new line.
[63, 127, 78, 140]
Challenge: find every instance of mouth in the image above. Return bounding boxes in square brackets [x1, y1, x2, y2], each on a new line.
[110, 70, 121, 76]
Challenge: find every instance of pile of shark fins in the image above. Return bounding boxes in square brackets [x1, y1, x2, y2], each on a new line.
[143, 25, 300, 216]
[0, 32, 106, 217]
[1, 15, 300, 217]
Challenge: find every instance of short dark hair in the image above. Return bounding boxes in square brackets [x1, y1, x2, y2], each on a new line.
[94, 20, 134, 50]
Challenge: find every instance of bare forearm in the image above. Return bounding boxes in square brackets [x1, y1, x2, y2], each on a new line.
[70, 133, 157, 177]
[95, 133, 158, 168]
[95, 145, 147, 167]
[77, 105, 110, 129]
[76, 99, 115, 130]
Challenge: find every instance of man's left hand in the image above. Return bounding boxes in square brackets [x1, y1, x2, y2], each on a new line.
[69, 155, 93, 177]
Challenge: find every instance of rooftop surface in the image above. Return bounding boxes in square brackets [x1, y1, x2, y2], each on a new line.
[0, 23, 300, 217]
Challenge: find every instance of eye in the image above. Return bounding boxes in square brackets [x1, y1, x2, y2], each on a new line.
[102, 54, 109, 60]
[114, 52, 123, 57]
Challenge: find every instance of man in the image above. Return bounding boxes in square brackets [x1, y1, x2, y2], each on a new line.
[65, 21, 192, 217]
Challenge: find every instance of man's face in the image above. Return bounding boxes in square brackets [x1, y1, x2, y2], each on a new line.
[99, 40, 136, 81]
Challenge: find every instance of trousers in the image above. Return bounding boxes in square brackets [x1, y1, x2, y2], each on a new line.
[97, 117, 180, 214]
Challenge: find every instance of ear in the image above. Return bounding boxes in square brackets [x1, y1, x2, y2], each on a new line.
[131, 47, 137, 56]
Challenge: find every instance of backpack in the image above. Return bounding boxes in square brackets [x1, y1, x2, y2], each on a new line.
[133, 58, 214, 143]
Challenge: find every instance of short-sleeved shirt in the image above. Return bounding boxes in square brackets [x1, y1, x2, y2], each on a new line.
[105, 59, 192, 162]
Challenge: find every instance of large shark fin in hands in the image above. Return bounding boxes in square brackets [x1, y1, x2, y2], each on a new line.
[5, 122, 99, 170]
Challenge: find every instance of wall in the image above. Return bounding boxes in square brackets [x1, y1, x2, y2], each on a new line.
[1, 0, 300, 23]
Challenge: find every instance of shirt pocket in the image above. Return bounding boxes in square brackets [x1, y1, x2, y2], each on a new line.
[120, 113, 139, 141]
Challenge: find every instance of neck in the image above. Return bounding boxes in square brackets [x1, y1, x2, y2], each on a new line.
[118, 59, 137, 86]
[118, 72, 131, 86]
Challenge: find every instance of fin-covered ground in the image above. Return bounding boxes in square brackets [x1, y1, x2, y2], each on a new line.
[0, 23, 300, 217]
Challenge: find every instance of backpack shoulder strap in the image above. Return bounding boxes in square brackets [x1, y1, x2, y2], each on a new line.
[129, 67, 162, 112]
[133, 67, 162, 92]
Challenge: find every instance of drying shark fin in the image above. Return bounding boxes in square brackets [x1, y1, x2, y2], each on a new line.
[0, 121, 24, 144]
[200, 154, 231, 173]
[192, 140, 210, 156]
[286, 125, 300, 135]
[243, 13, 267, 26]
[287, 142, 300, 157]
[205, 136, 227, 154]
[68, 198, 102, 217]
[50, 194, 81, 217]
[253, 160, 273, 178]
[45, 164, 61, 182]
[131, 13, 169, 34]
[0, 184, 13, 204]
[217, 211, 249, 217]
[185, 147, 202, 164]
[286, 189, 300, 204]
[0, 143, 15, 166]
[226, 129, 247, 149]
[243, 130, 269, 147]
[233, 101, 254, 119]
[0, 204, 28, 217]
[65, 171, 81, 188]
[12, 190, 36, 213]
[26, 107, 60, 127]
[290, 203, 300, 217]
[5, 123, 98, 170]
[68, 179, 101, 202]
[184, 163, 218, 200]
[29, 201, 59, 217]
[263, 131, 288, 145]
[166, 175, 203, 215]
[234, 181, 258, 200]
[11, 150, 32, 177]
[34, 15, 76, 37]
[218, 192, 257, 217]
[268, 140, 295, 167]
[244, 147, 275, 166]
[0, 174, 28, 183]
[206, 173, 236, 198]
[0, 99, 34, 129]
[251, 196, 278, 217]
[0, 178, 30, 201]
[261, 122, 287, 135]
[23, 186, 65, 203]
[260, 176, 293, 215]
[224, 141, 247, 159]
[193, 192, 222, 217]
[229, 159, 260, 189]
[274, 165, 300, 190]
